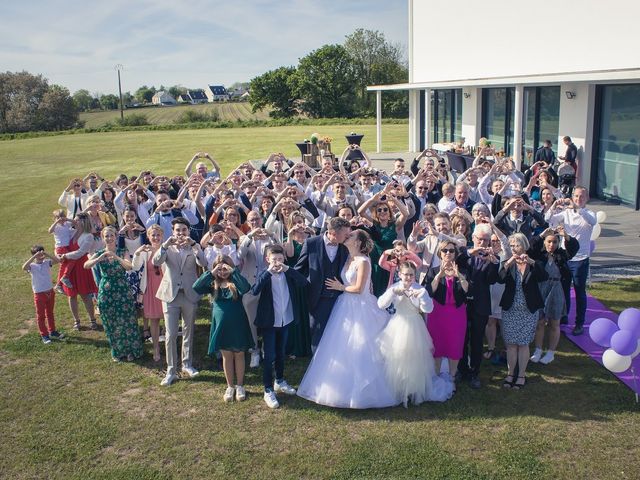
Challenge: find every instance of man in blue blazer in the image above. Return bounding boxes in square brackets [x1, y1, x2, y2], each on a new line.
[294, 217, 351, 352]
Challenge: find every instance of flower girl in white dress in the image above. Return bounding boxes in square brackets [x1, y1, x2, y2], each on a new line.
[377, 262, 454, 407]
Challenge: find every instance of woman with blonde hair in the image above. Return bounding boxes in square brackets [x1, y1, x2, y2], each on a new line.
[133, 224, 165, 362]
[58, 212, 98, 330]
[84, 226, 142, 362]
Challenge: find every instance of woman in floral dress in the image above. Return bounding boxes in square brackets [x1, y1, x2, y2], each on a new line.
[84, 226, 143, 362]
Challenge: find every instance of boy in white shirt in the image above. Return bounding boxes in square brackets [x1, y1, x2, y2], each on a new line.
[22, 245, 65, 344]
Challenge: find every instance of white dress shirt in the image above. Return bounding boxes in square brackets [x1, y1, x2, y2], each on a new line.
[323, 233, 338, 262]
[271, 271, 294, 327]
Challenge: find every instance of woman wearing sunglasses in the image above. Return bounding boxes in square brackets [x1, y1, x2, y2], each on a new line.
[357, 183, 409, 297]
[424, 241, 469, 391]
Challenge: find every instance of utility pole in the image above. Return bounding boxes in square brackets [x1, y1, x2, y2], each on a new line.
[115, 64, 124, 121]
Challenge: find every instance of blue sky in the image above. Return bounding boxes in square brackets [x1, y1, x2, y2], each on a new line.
[1, 0, 407, 95]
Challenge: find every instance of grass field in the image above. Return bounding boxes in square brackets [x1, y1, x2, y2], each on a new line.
[0, 125, 639, 479]
[79, 102, 272, 128]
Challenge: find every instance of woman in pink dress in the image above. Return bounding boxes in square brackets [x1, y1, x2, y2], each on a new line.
[133, 224, 164, 362]
[424, 241, 469, 388]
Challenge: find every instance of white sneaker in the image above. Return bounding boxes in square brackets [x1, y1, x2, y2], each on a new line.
[530, 348, 543, 363]
[235, 385, 246, 401]
[181, 366, 199, 378]
[264, 390, 279, 409]
[250, 351, 261, 368]
[274, 379, 296, 395]
[223, 386, 235, 403]
[160, 373, 176, 386]
[540, 351, 555, 365]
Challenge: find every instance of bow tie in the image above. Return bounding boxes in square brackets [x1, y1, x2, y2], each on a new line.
[161, 213, 172, 218]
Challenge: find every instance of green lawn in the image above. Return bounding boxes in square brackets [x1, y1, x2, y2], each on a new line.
[79, 102, 271, 128]
[1, 126, 639, 479]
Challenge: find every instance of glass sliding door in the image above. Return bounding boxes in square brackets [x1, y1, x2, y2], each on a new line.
[538, 87, 560, 151]
[430, 89, 463, 144]
[594, 84, 640, 208]
[481, 88, 515, 155]
[521, 86, 560, 168]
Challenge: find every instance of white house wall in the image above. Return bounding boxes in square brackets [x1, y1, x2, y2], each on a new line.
[411, 0, 640, 84]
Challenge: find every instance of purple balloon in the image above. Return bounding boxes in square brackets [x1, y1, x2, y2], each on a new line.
[611, 329, 638, 356]
[590, 240, 596, 254]
[589, 317, 619, 348]
[618, 308, 640, 338]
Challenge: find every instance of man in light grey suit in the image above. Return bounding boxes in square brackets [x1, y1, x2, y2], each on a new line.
[237, 210, 274, 367]
[153, 217, 207, 386]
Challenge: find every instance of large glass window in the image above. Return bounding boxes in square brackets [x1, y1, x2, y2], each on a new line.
[482, 88, 515, 155]
[594, 84, 640, 208]
[522, 86, 560, 167]
[430, 89, 462, 143]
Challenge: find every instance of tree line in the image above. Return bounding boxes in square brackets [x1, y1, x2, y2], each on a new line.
[0, 28, 406, 133]
[249, 29, 408, 119]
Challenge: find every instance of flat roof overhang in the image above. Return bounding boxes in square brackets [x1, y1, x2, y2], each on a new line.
[367, 67, 640, 91]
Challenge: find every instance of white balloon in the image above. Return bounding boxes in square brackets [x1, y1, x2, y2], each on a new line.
[591, 223, 602, 241]
[596, 210, 607, 223]
[602, 348, 632, 373]
[631, 339, 640, 359]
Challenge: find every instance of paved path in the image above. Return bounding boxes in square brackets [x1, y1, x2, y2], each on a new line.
[369, 152, 640, 271]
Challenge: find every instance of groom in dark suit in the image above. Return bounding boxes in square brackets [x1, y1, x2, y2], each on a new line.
[295, 217, 351, 351]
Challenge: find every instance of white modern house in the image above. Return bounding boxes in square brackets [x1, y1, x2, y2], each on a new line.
[369, 0, 640, 208]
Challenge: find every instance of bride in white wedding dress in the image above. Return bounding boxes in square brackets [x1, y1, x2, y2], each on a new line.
[297, 229, 397, 409]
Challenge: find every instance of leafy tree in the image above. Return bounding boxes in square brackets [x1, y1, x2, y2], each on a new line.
[294, 44, 357, 118]
[72, 89, 94, 111]
[121, 92, 133, 106]
[344, 28, 408, 116]
[168, 85, 185, 99]
[134, 85, 156, 104]
[0, 71, 78, 133]
[37, 85, 79, 130]
[249, 66, 298, 118]
[99, 94, 119, 110]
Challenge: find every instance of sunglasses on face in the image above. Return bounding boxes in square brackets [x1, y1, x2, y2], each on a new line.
[377, 207, 389, 213]
[441, 248, 456, 254]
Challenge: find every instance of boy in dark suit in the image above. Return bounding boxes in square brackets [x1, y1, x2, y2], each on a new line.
[251, 244, 308, 408]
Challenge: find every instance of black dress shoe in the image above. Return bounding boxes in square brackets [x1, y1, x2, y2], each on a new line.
[470, 375, 482, 389]
[572, 325, 584, 336]
[454, 371, 468, 383]
[560, 317, 569, 325]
